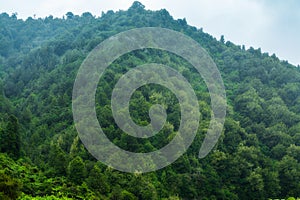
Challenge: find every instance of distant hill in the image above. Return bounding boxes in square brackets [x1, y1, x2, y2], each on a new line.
[0, 1, 300, 199]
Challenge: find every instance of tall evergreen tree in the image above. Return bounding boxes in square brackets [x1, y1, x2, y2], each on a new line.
[0, 115, 20, 159]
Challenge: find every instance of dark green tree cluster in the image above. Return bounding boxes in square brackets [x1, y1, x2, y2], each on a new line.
[0, 1, 300, 199]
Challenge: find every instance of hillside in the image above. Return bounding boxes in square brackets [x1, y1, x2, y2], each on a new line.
[1, 2, 300, 199]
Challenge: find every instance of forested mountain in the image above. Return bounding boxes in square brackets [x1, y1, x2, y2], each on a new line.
[1, 2, 300, 199]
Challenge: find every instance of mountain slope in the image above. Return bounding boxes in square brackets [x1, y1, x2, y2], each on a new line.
[0, 2, 300, 199]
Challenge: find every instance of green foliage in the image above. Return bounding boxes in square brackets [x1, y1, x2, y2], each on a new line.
[48, 144, 67, 176]
[0, 115, 21, 159]
[0, 171, 22, 199]
[67, 156, 87, 185]
[86, 164, 110, 194]
[18, 195, 73, 200]
[0, 1, 300, 199]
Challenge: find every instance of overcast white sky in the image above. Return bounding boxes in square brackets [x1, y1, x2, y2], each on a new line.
[0, 0, 299, 66]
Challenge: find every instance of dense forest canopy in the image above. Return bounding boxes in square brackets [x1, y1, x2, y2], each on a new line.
[0, 1, 300, 199]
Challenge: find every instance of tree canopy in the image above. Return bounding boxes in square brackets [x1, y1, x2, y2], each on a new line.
[0, 2, 300, 199]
